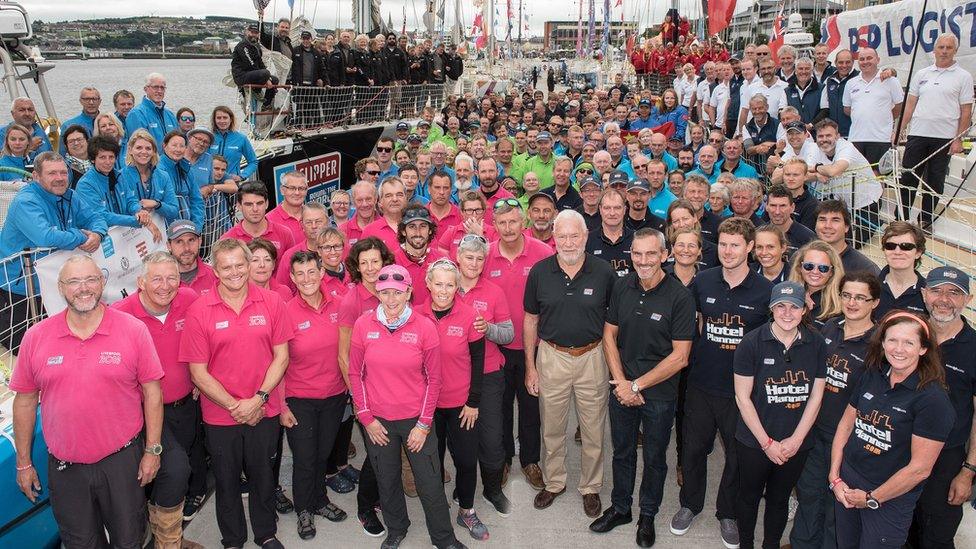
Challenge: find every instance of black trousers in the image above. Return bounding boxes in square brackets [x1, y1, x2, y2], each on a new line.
[237, 70, 278, 107]
[674, 367, 690, 462]
[478, 369, 506, 496]
[206, 417, 278, 548]
[434, 406, 480, 509]
[364, 417, 458, 548]
[908, 444, 967, 549]
[899, 135, 953, 228]
[285, 393, 346, 513]
[272, 424, 284, 487]
[501, 347, 541, 468]
[356, 421, 381, 515]
[679, 384, 738, 519]
[835, 462, 922, 549]
[0, 288, 41, 354]
[736, 441, 810, 549]
[151, 399, 195, 507]
[327, 414, 354, 474]
[48, 440, 146, 549]
[790, 427, 838, 549]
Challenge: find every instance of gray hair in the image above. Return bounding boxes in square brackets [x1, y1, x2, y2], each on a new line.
[603, 122, 620, 133]
[555, 156, 574, 169]
[145, 72, 166, 86]
[780, 106, 800, 118]
[633, 228, 667, 251]
[457, 235, 489, 257]
[749, 94, 769, 107]
[795, 57, 813, 68]
[778, 45, 796, 57]
[282, 170, 307, 185]
[553, 209, 587, 234]
[454, 154, 474, 171]
[11, 96, 34, 111]
[59, 254, 102, 279]
[710, 182, 731, 204]
[301, 202, 328, 217]
[141, 251, 179, 275]
[351, 180, 377, 198]
[729, 178, 762, 200]
[426, 258, 461, 285]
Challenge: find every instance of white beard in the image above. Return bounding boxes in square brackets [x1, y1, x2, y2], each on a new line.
[455, 178, 473, 192]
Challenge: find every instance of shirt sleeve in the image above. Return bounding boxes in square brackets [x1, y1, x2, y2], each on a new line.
[270, 296, 295, 346]
[841, 82, 853, 108]
[960, 72, 975, 104]
[911, 387, 954, 442]
[522, 266, 541, 315]
[814, 335, 828, 379]
[419, 322, 442, 424]
[133, 322, 165, 384]
[732, 331, 758, 377]
[337, 291, 359, 328]
[888, 78, 905, 103]
[606, 279, 621, 327]
[7, 328, 38, 393]
[908, 70, 922, 97]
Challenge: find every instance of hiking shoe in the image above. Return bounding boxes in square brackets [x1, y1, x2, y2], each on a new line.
[327, 473, 355, 494]
[669, 507, 697, 536]
[483, 491, 511, 517]
[274, 486, 294, 514]
[359, 510, 385, 537]
[380, 532, 406, 549]
[182, 494, 206, 521]
[457, 510, 490, 541]
[296, 510, 315, 540]
[315, 501, 347, 522]
[720, 519, 740, 549]
[339, 464, 360, 484]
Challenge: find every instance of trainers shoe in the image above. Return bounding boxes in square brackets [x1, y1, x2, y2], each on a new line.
[274, 486, 294, 514]
[669, 507, 697, 536]
[719, 518, 740, 549]
[359, 510, 385, 537]
[339, 464, 360, 484]
[296, 510, 316, 540]
[483, 491, 511, 517]
[380, 532, 405, 549]
[327, 473, 356, 494]
[787, 494, 799, 522]
[314, 502, 347, 522]
[456, 510, 490, 541]
[182, 494, 206, 521]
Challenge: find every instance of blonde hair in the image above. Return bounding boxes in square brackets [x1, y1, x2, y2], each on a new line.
[789, 240, 845, 321]
[2, 123, 31, 156]
[125, 128, 160, 167]
[93, 112, 125, 141]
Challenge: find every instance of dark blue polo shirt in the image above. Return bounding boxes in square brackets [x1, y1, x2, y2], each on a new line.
[625, 209, 666, 233]
[784, 221, 817, 257]
[585, 228, 634, 277]
[840, 245, 880, 277]
[823, 69, 859, 137]
[873, 266, 927, 321]
[752, 262, 788, 285]
[816, 317, 874, 434]
[845, 367, 953, 486]
[542, 185, 583, 211]
[607, 272, 697, 400]
[689, 267, 774, 397]
[793, 187, 820, 231]
[733, 323, 827, 450]
[700, 209, 724, 243]
[938, 320, 976, 448]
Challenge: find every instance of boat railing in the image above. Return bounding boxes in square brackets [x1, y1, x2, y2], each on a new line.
[0, 246, 52, 397]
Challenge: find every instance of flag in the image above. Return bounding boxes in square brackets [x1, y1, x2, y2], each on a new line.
[707, 0, 736, 36]
[769, 1, 786, 62]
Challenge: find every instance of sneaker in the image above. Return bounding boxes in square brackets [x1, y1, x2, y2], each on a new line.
[339, 464, 360, 484]
[296, 510, 316, 540]
[327, 473, 356, 494]
[359, 510, 385, 537]
[456, 510, 490, 541]
[669, 507, 697, 536]
[719, 519, 740, 549]
[787, 494, 799, 522]
[314, 502, 348, 522]
[380, 532, 406, 549]
[182, 494, 206, 521]
[483, 491, 511, 517]
[259, 537, 284, 549]
[274, 486, 294, 514]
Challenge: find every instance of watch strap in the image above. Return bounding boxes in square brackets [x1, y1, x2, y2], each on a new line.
[256, 390, 270, 403]
[962, 461, 976, 475]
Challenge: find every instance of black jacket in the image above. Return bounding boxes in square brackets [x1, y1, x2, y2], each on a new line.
[324, 48, 345, 85]
[288, 46, 324, 85]
[368, 49, 390, 85]
[445, 53, 464, 80]
[408, 54, 428, 84]
[231, 39, 265, 85]
[260, 27, 293, 57]
[384, 46, 408, 82]
[422, 50, 437, 82]
[350, 48, 371, 85]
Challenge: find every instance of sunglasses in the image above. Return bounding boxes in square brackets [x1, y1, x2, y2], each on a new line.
[378, 272, 406, 282]
[459, 233, 489, 246]
[577, 168, 593, 174]
[882, 242, 918, 251]
[180, 116, 195, 122]
[494, 198, 522, 210]
[366, 170, 381, 176]
[802, 262, 832, 274]
[376, 147, 393, 153]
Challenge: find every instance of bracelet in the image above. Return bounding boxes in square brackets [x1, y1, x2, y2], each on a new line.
[761, 437, 774, 450]
[415, 421, 430, 432]
[962, 461, 976, 475]
[15, 463, 33, 472]
[829, 477, 844, 489]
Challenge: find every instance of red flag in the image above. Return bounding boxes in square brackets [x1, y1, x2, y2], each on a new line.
[769, 3, 786, 62]
[707, 0, 736, 36]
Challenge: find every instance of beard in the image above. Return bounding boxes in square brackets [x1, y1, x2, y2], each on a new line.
[456, 177, 474, 192]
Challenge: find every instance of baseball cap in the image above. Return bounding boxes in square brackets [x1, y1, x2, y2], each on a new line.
[167, 219, 199, 240]
[528, 191, 556, 207]
[638, 99, 652, 107]
[608, 170, 630, 188]
[417, 120, 431, 128]
[668, 134, 685, 143]
[926, 266, 970, 294]
[376, 264, 412, 292]
[627, 179, 650, 192]
[770, 281, 806, 309]
[400, 207, 433, 227]
[578, 175, 601, 190]
[784, 121, 806, 133]
[246, 23, 259, 32]
[301, 31, 313, 39]
[406, 133, 422, 143]
[396, 121, 410, 131]
[536, 131, 553, 141]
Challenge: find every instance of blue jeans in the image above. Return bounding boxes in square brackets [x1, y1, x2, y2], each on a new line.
[609, 395, 676, 518]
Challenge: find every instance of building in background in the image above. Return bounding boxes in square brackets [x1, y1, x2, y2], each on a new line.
[694, 0, 843, 50]
[543, 20, 639, 52]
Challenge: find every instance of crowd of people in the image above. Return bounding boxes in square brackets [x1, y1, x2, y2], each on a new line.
[1, 19, 974, 549]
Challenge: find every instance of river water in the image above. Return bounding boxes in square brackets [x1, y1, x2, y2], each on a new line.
[0, 58, 244, 127]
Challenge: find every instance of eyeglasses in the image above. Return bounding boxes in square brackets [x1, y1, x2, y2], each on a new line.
[180, 116, 195, 122]
[840, 292, 874, 303]
[281, 184, 308, 193]
[376, 147, 393, 153]
[147, 84, 167, 91]
[493, 198, 522, 210]
[802, 262, 832, 274]
[882, 242, 918, 251]
[59, 275, 103, 288]
[365, 170, 381, 176]
[378, 272, 406, 282]
[461, 207, 485, 215]
[81, 97, 101, 103]
[459, 233, 489, 246]
[66, 137, 87, 145]
[331, 201, 350, 207]
[318, 244, 343, 252]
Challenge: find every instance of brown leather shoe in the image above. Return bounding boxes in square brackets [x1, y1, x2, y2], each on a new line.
[522, 463, 545, 490]
[583, 493, 602, 518]
[533, 487, 566, 509]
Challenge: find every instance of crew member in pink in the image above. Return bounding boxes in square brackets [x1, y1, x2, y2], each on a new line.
[12, 255, 164, 549]
[179, 238, 293, 549]
[393, 203, 446, 305]
[247, 238, 293, 300]
[167, 219, 217, 295]
[485, 198, 553, 489]
[112, 251, 204, 548]
[426, 170, 463, 229]
[265, 171, 309, 243]
[360, 176, 407, 252]
[339, 181, 378, 245]
[275, 202, 330, 292]
[315, 226, 355, 298]
[281, 250, 350, 539]
[348, 264, 462, 549]
[221, 181, 296, 255]
[437, 190, 497, 258]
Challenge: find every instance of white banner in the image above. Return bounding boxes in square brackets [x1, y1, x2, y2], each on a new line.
[35, 216, 167, 315]
[821, 0, 976, 77]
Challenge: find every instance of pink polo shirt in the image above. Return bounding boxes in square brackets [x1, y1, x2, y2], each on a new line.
[348, 312, 442, 426]
[437, 224, 497, 260]
[484, 236, 553, 350]
[321, 269, 355, 299]
[179, 283, 294, 426]
[275, 240, 311, 291]
[418, 300, 482, 409]
[458, 277, 511, 374]
[360, 217, 401, 253]
[522, 229, 556, 251]
[266, 279, 294, 301]
[482, 187, 515, 225]
[185, 258, 218, 295]
[266, 203, 305, 244]
[112, 287, 200, 404]
[221, 220, 296, 257]
[428, 204, 462, 232]
[10, 307, 164, 464]
[393, 246, 447, 305]
[283, 294, 346, 400]
[338, 283, 380, 328]
[340, 215, 373, 245]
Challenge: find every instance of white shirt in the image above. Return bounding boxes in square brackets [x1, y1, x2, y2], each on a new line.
[907, 62, 975, 139]
[738, 75, 762, 114]
[810, 138, 882, 209]
[781, 138, 820, 164]
[697, 79, 714, 123]
[674, 76, 698, 108]
[709, 82, 731, 129]
[741, 78, 788, 124]
[843, 73, 904, 143]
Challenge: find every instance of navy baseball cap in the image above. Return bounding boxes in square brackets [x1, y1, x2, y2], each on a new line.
[785, 121, 806, 133]
[578, 175, 602, 190]
[627, 179, 650, 192]
[770, 281, 806, 308]
[638, 99, 652, 107]
[396, 121, 410, 131]
[167, 219, 199, 240]
[417, 120, 431, 128]
[528, 191, 556, 207]
[607, 170, 630, 188]
[926, 266, 970, 294]
[406, 133, 422, 143]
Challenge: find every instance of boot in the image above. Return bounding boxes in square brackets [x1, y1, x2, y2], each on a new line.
[148, 502, 204, 549]
[401, 448, 417, 497]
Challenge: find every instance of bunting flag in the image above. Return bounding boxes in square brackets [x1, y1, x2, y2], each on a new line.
[601, 0, 610, 54]
[707, 0, 736, 36]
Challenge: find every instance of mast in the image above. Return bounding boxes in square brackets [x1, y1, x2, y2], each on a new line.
[517, 0, 523, 53]
[161, 30, 166, 59]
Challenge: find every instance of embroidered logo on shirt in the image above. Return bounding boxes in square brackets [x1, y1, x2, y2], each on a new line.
[329, 313, 338, 323]
[98, 351, 122, 365]
[739, 304, 755, 310]
[174, 319, 185, 331]
[764, 358, 776, 365]
[46, 355, 64, 366]
[400, 332, 418, 344]
[593, 249, 602, 255]
[583, 288, 593, 295]
[366, 331, 380, 339]
[215, 320, 229, 329]
[473, 300, 488, 312]
[297, 320, 311, 331]
[863, 392, 874, 400]
[447, 326, 464, 337]
[249, 315, 267, 326]
[490, 270, 502, 277]
[706, 297, 716, 303]
[650, 313, 662, 321]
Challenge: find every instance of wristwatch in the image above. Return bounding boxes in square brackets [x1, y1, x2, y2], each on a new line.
[631, 380, 641, 393]
[145, 443, 163, 456]
[865, 491, 880, 510]
[256, 390, 270, 403]
[962, 461, 976, 475]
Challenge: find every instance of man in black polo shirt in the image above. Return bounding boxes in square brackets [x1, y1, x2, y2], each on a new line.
[814, 200, 879, 276]
[625, 179, 666, 233]
[670, 217, 773, 548]
[543, 156, 583, 211]
[576, 175, 603, 231]
[590, 228, 696, 547]
[766, 185, 816, 256]
[586, 188, 633, 277]
[682, 175, 723, 243]
[524, 209, 616, 518]
[911, 267, 976, 548]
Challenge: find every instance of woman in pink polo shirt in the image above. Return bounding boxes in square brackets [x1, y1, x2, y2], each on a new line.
[316, 227, 354, 299]
[247, 238, 293, 301]
[281, 250, 349, 539]
[348, 264, 461, 549]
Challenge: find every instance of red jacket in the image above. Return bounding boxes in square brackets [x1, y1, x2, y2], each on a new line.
[631, 50, 650, 74]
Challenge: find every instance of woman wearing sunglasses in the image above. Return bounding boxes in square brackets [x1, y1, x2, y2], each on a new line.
[176, 107, 196, 134]
[348, 264, 465, 549]
[875, 221, 927, 320]
[753, 225, 790, 285]
[789, 241, 845, 330]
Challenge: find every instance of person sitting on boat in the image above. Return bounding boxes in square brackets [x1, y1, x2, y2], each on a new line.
[59, 86, 101, 138]
[0, 122, 32, 181]
[61, 124, 91, 189]
[0, 97, 52, 163]
[119, 128, 180, 227]
[231, 24, 279, 111]
[125, 73, 179, 146]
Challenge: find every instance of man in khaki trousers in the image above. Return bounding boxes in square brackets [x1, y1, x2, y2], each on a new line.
[523, 208, 617, 518]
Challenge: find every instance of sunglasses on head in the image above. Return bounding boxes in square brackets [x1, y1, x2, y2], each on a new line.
[378, 272, 406, 282]
[494, 198, 522, 210]
[882, 242, 918, 251]
[802, 262, 832, 274]
[459, 233, 489, 246]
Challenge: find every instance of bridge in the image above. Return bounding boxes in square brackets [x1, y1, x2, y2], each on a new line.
[40, 50, 229, 60]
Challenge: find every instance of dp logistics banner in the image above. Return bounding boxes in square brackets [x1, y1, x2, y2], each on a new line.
[821, 0, 976, 77]
[35, 215, 167, 315]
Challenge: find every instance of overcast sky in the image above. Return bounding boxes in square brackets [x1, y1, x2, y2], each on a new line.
[29, 0, 750, 35]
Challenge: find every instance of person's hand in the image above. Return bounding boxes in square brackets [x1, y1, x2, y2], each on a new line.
[844, 488, 869, 508]
[280, 408, 298, 428]
[140, 198, 157, 210]
[365, 419, 389, 445]
[137, 453, 161, 487]
[233, 396, 263, 424]
[135, 210, 151, 225]
[29, 136, 42, 152]
[146, 222, 162, 243]
[950, 139, 963, 155]
[200, 185, 215, 198]
[459, 406, 479, 430]
[406, 426, 428, 452]
[525, 366, 539, 396]
[880, 68, 895, 81]
[16, 466, 41, 502]
[947, 470, 974, 505]
[463, 217, 485, 236]
[763, 440, 787, 465]
[832, 480, 852, 508]
[78, 230, 101, 253]
[473, 315, 488, 334]
[780, 435, 801, 459]
[610, 379, 643, 406]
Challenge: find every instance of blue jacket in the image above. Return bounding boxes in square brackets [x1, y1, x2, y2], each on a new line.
[157, 155, 205, 231]
[786, 79, 822, 124]
[716, 158, 759, 179]
[649, 105, 689, 141]
[822, 69, 858, 138]
[0, 122, 52, 162]
[0, 182, 107, 294]
[210, 130, 258, 179]
[629, 115, 655, 132]
[60, 112, 96, 137]
[118, 165, 180, 224]
[76, 167, 141, 228]
[124, 96, 178, 145]
[0, 155, 30, 181]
